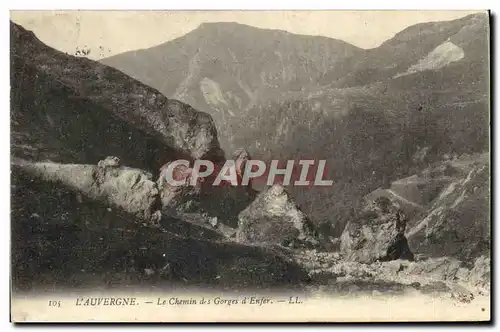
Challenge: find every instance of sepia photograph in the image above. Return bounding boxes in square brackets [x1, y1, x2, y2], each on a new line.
[9, 9, 491, 322]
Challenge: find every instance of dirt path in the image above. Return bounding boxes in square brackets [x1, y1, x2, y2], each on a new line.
[386, 189, 424, 209]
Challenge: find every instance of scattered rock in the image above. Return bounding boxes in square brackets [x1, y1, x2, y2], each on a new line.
[144, 268, 155, 276]
[450, 284, 474, 303]
[97, 156, 121, 169]
[209, 216, 218, 227]
[403, 257, 462, 282]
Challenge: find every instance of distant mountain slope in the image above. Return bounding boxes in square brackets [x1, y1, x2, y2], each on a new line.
[232, 13, 489, 166]
[100, 22, 362, 151]
[101, 22, 361, 97]
[320, 13, 488, 90]
[234, 14, 488, 231]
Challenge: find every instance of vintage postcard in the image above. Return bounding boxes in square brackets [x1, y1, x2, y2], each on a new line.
[10, 10, 491, 323]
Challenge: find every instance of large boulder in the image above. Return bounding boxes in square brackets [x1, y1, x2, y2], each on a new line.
[340, 196, 414, 264]
[236, 184, 317, 247]
[13, 156, 161, 225]
[159, 147, 258, 229]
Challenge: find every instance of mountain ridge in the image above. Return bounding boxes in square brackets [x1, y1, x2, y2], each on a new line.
[98, 14, 489, 231]
[100, 13, 488, 149]
[100, 20, 363, 150]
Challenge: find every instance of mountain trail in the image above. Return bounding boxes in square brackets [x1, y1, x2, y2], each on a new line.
[386, 189, 424, 209]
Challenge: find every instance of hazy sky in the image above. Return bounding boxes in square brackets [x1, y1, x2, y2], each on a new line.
[10, 10, 480, 60]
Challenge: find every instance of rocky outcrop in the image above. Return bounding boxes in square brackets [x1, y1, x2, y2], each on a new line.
[236, 185, 317, 247]
[155, 147, 258, 229]
[340, 196, 414, 264]
[157, 161, 202, 216]
[162, 99, 225, 161]
[11, 21, 224, 164]
[13, 157, 161, 225]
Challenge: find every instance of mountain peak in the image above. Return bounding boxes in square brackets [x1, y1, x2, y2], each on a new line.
[198, 21, 279, 30]
[193, 21, 296, 38]
[192, 21, 348, 44]
[198, 21, 244, 28]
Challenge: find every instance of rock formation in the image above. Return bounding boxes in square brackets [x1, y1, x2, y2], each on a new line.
[233, 148, 250, 179]
[13, 157, 162, 225]
[157, 161, 202, 216]
[340, 196, 414, 264]
[236, 184, 317, 247]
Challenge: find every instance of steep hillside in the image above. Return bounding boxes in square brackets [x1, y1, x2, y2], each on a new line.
[11, 165, 310, 291]
[406, 155, 490, 261]
[11, 22, 225, 169]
